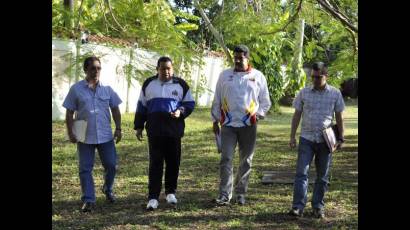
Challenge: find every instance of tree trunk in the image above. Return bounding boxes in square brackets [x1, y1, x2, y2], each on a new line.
[287, 19, 305, 96]
[63, 0, 74, 30]
[292, 19, 305, 72]
[74, 40, 81, 82]
[125, 47, 134, 113]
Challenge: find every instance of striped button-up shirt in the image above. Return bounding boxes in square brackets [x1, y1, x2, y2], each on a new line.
[62, 80, 122, 144]
[293, 84, 345, 143]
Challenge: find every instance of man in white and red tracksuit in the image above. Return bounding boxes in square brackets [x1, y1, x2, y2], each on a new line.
[211, 45, 271, 205]
[134, 56, 195, 210]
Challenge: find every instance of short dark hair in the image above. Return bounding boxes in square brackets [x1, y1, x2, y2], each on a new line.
[312, 62, 328, 75]
[233, 45, 250, 58]
[83, 56, 101, 71]
[157, 56, 173, 68]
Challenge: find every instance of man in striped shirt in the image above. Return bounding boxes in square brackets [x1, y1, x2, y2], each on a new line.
[288, 62, 345, 218]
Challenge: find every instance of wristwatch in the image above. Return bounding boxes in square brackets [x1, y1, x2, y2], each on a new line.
[338, 138, 345, 143]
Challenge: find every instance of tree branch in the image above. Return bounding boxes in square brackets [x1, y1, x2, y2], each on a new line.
[193, 0, 233, 66]
[318, 5, 357, 56]
[104, 0, 126, 32]
[316, 0, 357, 33]
[99, 0, 120, 33]
[346, 26, 358, 57]
[75, 0, 85, 31]
[259, 0, 303, 36]
[98, 0, 109, 33]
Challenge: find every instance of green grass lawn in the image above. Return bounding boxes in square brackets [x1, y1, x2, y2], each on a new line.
[52, 100, 358, 229]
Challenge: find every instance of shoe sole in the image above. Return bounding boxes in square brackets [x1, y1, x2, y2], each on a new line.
[288, 211, 303, 217]
[216, 201, 230, 206]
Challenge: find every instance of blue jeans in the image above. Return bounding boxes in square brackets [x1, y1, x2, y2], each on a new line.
[77, 140, 117, 203]
[292, 137, 332, 210]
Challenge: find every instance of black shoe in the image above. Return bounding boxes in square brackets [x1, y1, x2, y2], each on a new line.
[105, 192, 116, 203]
[236, 195, 246, 205]
[102, 186, 116, 203]
[312, 208, 325, 219]
[81, 202, 95, 212]
[288, 208, 303, 217]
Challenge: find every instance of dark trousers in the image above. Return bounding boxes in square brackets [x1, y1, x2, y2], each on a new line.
[148, 136, 181, 200]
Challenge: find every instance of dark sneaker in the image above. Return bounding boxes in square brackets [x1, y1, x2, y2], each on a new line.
[81, 202, 95, 212]
[105, 192, 116, 203]
[215, 196, 230, 206]
[236, 195, 245, 205]
[102, 186, 116, 203]
[313, 208, 325, 219]
[288, 207, 303, 217]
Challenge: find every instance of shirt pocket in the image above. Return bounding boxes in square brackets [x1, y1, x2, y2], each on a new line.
[303, 97, 313, 111]
[97, 94, 110, 108]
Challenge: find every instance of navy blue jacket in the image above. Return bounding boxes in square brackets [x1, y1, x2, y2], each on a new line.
[133, 75, 195, 138]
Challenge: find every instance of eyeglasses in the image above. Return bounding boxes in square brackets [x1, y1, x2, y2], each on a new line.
[89, 66, 101, 71]
[312, 75, 326, 79]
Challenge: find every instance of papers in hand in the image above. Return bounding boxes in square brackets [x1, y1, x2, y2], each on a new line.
[71, 120, 87, 143]
[322, 124, 339, 153]
[215, 132, 222, 153]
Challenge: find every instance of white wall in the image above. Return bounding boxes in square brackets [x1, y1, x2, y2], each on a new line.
[52, 39, 226, 120]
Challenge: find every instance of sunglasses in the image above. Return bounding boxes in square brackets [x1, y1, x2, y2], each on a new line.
[89, 66, 102, 71]
[312, 75, 326, 79]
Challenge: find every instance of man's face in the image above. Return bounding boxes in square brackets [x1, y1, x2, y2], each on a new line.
[157, 61, 173, 81]
[85, 60, 101, 82]
[311, 69, 327, 89]
[234, 52, 249, 71]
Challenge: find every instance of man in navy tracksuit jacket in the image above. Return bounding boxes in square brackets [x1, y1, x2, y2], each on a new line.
[134, 56, 195, 210]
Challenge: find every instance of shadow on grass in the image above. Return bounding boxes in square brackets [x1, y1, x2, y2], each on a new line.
[53, 194, 357, 229]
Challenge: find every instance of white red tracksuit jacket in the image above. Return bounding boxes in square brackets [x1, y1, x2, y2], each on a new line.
[211, 67, 271, 127]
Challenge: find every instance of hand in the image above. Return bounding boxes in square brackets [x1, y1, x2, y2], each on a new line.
[114, 129, 122, 144]
[68, 132, 78, 143]
[170, 109, 181, 118]
[289, 137, 297, 149]
[136, 129, 143, 141]
[213, 122, 220, 135]
[336, 140, 344, 150]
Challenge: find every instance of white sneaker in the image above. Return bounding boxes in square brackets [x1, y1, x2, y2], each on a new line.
[146, 199, 159, 210]
[166, 194, 177, 205]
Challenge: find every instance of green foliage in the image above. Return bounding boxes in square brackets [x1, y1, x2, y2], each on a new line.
[193, 0, 357, 99]
[209, 1, 303, 111]
[53, 0, 207, 101]
[173, 8, 201, 21]
[301, 0, 357, 87]
[53, 0, 203, 71]
[249, 36, 293, 112]
[175, 22, 199, 32]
